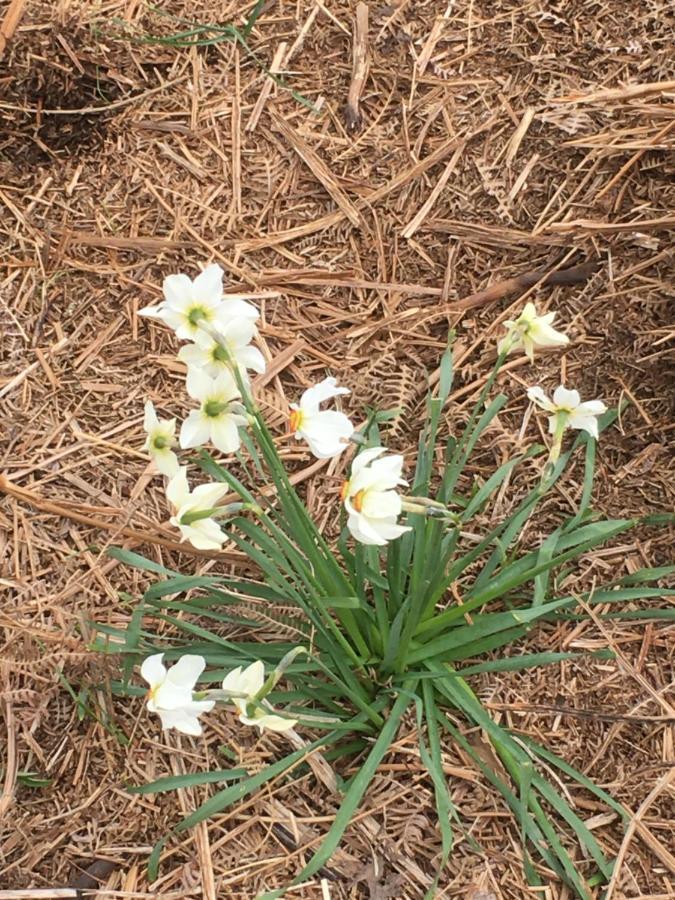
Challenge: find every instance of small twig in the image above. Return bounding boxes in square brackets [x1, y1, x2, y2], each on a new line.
[486, 702, 675, 724]
[553, 79, 675, 104]
[604, 767, 675, 898]
[344, 3, 369, 132]
[444, 259, 600, 313]
[0, 0, 26, 57]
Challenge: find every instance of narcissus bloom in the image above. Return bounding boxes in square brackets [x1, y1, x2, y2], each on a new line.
[166, 467, 229, 549]
[342, 447, 411, 546]
[178, 318, 266, 380]
[142, 400, 179, 477]
[290, 377, 354, 459]
[141, 653, 214, 736]
[498, 302, 569, 362]
[180, 367, 247, 455]
[139, 264, 259, 343]
[527, 385, 607, 438]
[222, 660, 296, 733]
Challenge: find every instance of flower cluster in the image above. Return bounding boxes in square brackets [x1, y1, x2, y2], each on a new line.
[141, 653, 296, 737]
[136, 268, 609, 739]
[138, 265, 607, 554]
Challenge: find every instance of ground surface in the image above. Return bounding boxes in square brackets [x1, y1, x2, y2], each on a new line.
[1, 1, 674, 898]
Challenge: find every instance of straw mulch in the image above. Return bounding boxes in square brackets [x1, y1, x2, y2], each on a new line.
[1, 1, 673, 897]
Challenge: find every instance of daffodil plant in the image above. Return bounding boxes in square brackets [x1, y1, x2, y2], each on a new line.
[97, 264, 674, 900]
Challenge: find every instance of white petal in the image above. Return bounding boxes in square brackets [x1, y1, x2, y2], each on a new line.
[361, 489, 402, 520]
[522, 335, 536, 363]
[347, 512, 388, 546]
[154, 680, 192, 710]
[575, 400, 607, 416]
[209, 415, 241, 454]
[166, 654, 206, 690]
[191, 481, 229, 507]
[350, 447, 386, 476]
[370, 518, 412, 541]
[163, 273, 194, 309]
[166, 468, 190, 509]
[222, 666, 244, 693]
[497, 334, 515, 355]
[552, 385, 580, 409]
[300, 377, 350, 414]
[140, 653, 166, 688]
[235, 344, 266, 374]
[299, 410, 353, 458]
[192, 264, 224, 305]
[365, 454, 406, 491]
[219, 296, 259, 320]
[530, 321, 569, 347]
[255, 713, 297, 733]
[520, 302, 537, 322]
[212, 369, 240, 402]
[143, 400, 160, 433]
[179, 520, 225, 550]
[180, 411, 211, 449]
[156, 707, 203, 736]
[221, 317, 257, 347]
[238, 660, 265, 696]
[155, 448, 180, 478]
[567, 413, 599, 438]
[186, 366, 214, 401]
[527, 386, 553, 411]
[138, 303, 165, 319]
[178, 343, 209, 368]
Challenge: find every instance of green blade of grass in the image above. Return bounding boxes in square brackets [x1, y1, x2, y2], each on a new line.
[289, 685, 414, 886]
[129, 769, 247, 794]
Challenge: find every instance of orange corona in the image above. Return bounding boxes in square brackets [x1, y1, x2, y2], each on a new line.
[289, 409, 303, 433]
[351, 489, 365, 512]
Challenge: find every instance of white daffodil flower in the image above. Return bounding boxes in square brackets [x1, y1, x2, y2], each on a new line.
[138, 263, 259, 343]
[141, 653, 214, 736]
[180, 367, 247, 455]
[527, 385, 607, 439]
[342, 447, 412, 546]
[290, 377, 354, 459]
[166, 466, 229, 549]
[178, 318, 266, 380]
[222, 660, 297, 733]
[142, 400, 179, 477]
[498, 302, 569, 362]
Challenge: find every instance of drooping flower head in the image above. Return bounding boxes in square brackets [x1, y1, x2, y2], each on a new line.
[166, 466, 229, 550]
[139, 264, 260, 344]
[342, 447, 411, 546]
[527, 385, 607, 439]
[222, 660, 297, 733]
[180, 367, 247, 455]
[142, 400, 179, 477]
[290, 377, 354, 459]
[498, 302, 569, 362]
[141, 653, 214, 736]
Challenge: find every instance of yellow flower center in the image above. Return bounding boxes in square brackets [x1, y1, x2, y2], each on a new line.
[351, 489, 366, 512]
[289, 409, 304, 433]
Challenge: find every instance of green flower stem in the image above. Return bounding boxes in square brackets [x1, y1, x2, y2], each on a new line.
[180, 502, 251, 526]
[215, 340, 373, 668]
[541, 412, 569, 485]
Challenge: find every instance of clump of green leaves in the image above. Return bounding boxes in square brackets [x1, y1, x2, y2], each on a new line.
[98, 343, 673, 899]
